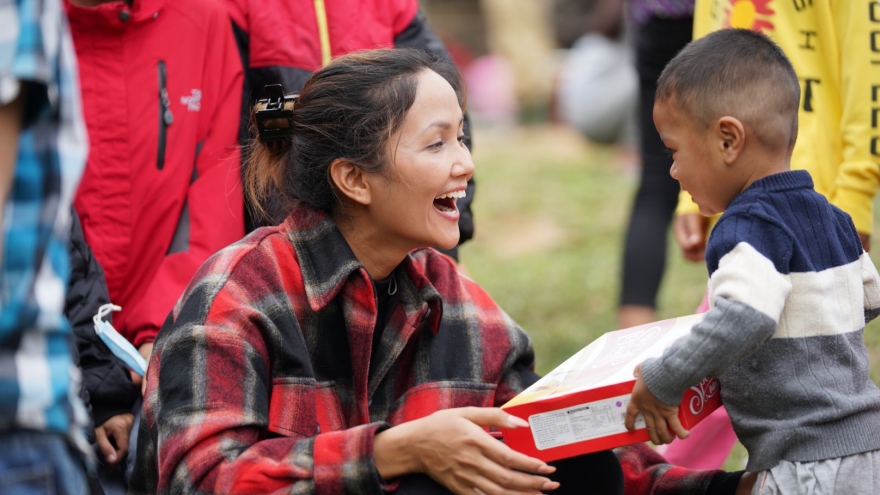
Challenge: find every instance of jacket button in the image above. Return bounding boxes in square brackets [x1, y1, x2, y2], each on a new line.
[118, 10, 131, 22]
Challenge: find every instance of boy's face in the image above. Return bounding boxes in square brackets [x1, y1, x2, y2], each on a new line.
[654, 100, 741, 217]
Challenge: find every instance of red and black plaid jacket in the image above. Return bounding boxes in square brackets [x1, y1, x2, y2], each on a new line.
[131, 202, 727, 494]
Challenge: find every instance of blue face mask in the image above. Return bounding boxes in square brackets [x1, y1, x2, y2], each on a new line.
[93, 304, 147, 376]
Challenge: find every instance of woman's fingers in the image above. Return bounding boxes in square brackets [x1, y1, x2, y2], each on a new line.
[466, 458, 559, 495]
[457, 407, 528, 430]
[478, 434, 555, 476]
[407, 407, 561, 494]
[454, 407, 555, 474]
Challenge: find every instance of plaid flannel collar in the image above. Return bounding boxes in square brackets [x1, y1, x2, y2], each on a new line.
[283, 202, 444, 332]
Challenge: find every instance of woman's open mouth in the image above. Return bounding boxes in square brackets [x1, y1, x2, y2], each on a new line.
[433, 190, 465, 214]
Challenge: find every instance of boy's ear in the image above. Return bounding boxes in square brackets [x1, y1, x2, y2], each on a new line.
[329, 159, 371, 206]
[717, 116, 745, 164]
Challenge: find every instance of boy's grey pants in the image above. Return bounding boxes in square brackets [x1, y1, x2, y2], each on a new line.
[753, 449, 880, 494]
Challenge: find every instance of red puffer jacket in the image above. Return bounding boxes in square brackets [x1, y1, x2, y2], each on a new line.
[66, 0, 245, 348]
[224, 0, 419, 92]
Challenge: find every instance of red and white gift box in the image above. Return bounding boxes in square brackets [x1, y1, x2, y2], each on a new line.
[501, 314, 722, 462]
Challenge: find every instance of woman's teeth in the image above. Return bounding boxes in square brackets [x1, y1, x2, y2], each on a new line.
[435, 190, 466, 200]
[435, 203, 455, 213]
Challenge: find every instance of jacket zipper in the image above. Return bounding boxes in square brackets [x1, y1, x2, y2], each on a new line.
[313, 0, 331, 66]
[157, 60, 173, 170]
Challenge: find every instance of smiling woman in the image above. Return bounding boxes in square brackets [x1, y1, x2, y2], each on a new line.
[127, 49, 744, 495]
[128, 49, 592, 495]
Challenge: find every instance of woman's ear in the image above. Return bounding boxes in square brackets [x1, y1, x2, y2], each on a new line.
[717, 116, 745, 164]
[329, 159, 371, 206]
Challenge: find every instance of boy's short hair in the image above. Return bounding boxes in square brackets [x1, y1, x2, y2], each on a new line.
[657, 29, 801, 151]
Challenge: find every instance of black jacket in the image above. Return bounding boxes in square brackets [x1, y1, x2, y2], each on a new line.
[67, 209, 140, 433]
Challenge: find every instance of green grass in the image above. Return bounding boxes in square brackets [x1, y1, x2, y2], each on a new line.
[459, 123, 880, 471]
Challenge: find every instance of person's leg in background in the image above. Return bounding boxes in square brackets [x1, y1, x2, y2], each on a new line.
[618, 16, 693, 329]
[0, 431, 89, 495]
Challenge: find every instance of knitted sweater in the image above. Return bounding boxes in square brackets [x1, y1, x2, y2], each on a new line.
[643, 170, 880, 471]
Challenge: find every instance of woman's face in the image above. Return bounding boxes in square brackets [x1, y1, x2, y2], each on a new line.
[364, 69, 474, 252]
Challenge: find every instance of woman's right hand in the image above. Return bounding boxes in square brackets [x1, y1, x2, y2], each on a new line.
[373, 407, 559, 495]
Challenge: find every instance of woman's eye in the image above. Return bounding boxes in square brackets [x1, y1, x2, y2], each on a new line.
[458, 135, 468, 146]
[664, 147, 675, 157]
[428, 141, 444, 150]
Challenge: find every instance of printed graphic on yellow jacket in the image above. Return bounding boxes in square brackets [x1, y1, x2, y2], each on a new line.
[725, 0, 775, 32]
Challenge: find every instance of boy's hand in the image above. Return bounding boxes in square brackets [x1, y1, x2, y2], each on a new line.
[673, 214, 709, 262]
[624, 364, 689, 445]
[95, 413, 134, 467]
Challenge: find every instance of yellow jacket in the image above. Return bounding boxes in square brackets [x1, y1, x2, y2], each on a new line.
[677, 0, 880, 234]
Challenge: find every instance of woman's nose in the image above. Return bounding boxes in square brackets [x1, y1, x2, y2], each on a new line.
[454, 146, 475, 180]
[669, 162, 678, 180]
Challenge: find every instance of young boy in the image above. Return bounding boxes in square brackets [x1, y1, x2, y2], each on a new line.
[624, 29, 880, 493]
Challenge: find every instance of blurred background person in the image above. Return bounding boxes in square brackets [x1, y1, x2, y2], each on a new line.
[66, 208, 141, 494]
[64, 0, 245, 381]
[618, 0, 694, 330]
[479, 0, 557, 121]
[553, 0, 638, 147]
[0, 0, 92, 491]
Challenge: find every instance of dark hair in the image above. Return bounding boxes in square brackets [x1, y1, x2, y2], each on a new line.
[656, 29, 801, 150]
[245, 49, 465, 219]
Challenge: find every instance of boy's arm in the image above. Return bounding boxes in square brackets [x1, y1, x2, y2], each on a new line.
[641, 218, 793, 409]
[829, 0, 880, 240]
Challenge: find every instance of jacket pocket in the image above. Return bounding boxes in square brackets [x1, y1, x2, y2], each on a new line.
[315, 381, 346, 433]
[156, 60, 173, 170]
[267, 377, 317, 438]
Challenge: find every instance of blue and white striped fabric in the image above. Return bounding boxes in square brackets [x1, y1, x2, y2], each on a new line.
[642, 170, 880, 472]
[0, 0, 89, 454]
